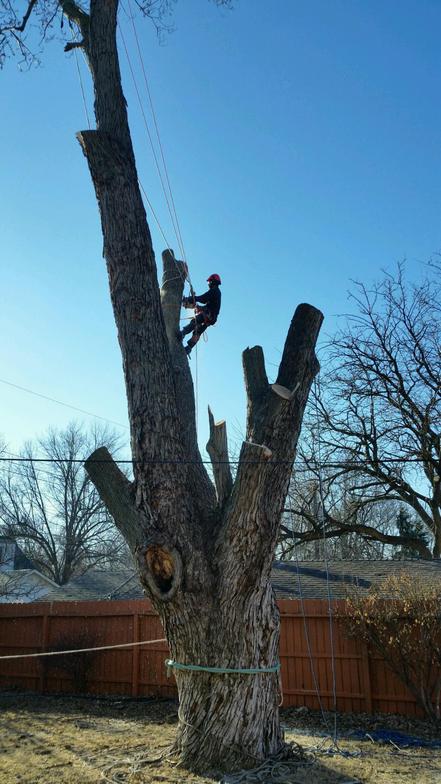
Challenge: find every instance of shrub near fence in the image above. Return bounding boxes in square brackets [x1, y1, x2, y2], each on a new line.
[0, 598, 425, 717]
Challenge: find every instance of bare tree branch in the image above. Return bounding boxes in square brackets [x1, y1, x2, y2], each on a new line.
[292, 263, 441, 559]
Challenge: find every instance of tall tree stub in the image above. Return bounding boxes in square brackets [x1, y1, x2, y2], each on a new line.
[6, 0, 323, 770]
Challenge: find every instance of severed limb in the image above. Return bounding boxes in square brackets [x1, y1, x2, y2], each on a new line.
[243, 345, 269, 440]
[64, 40, 84, 51]
[206, 406, 233, 508]
[217, 303, 323, 586]
[85, 447, 184, 601]
[84, 446, 146, 549]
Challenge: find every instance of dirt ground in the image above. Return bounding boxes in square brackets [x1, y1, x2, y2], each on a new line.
[0, 692, 440, 784]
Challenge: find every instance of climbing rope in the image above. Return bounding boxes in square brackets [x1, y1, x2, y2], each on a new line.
[125, 0, 188, 265]
[289, 494, 331, 730]
[70, 24, 91, 129]
[313, 374, 339, 747]
[283, 376, 357, 759]
[69, 7, 216, 438]
[173, 698, 311, 784]
[219, 742, 313, 784]
[70, 6, 194, 295]
[118, 0, 197, 308]
[165, 659, 280, 675]
[118, 4, 202, 415]
[0, 637, 167, 661]
[118, 22, 186, 263]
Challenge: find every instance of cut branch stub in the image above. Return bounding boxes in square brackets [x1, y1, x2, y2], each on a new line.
[270, 382, 300, 401]
[84, 446, 146, 549]
[206, 406, 233, 508]
[160, 249, 196, 442]
[276, 303, 323, 391]
[244, 304, 323, 447]
[243, 346, 269, 440]
[160, 249, 217, 515]
[161, 249, 188, 349]
[219, 303, 323, 586]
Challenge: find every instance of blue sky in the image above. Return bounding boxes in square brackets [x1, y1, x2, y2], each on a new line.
[1, 0, 440, 458]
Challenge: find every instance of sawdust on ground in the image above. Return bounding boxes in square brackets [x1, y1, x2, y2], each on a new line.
[0, 692, 440, 784]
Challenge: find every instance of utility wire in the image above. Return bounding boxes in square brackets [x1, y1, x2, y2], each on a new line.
[314, 376, 338, 745]
[0, 456, 429, 468]
[0, 378, 428, 467]
[0, 378, 129, 431]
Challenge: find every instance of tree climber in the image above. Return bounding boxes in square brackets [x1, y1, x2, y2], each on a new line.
[177, 274, 222, 356]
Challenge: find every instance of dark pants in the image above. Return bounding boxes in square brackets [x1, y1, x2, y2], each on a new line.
[182, 312, 210, 348]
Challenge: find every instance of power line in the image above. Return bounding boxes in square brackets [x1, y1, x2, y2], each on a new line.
[0, 378, 129, 431]
[0, 456, 429, 467]
[0, 380, 431, 468]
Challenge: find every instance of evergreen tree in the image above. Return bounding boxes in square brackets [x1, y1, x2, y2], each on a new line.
[394, 507, 430, 559]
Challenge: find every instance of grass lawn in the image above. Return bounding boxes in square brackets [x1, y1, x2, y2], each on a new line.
[0, 692, 440, 783]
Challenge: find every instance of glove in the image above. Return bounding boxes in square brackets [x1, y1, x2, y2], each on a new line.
[182, 296, 194, 309]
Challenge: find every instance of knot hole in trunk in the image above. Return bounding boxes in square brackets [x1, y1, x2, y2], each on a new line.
[144, 545, 182, 601]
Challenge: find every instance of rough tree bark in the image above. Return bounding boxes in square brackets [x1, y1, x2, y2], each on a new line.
[69, 0, 323, 771]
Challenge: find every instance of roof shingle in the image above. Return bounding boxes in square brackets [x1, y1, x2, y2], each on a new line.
[41, 559, 441, 603]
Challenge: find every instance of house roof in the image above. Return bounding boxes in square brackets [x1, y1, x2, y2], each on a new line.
[41, 559, 441, 602]
[0, 569, 59, 602]
[0, 537, 36, 571]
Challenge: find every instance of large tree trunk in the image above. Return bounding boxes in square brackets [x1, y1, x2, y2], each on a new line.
[73, 0, 323, 772]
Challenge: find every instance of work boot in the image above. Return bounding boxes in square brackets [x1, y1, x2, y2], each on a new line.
[176, 329, 183, 342]
[185, 344, 192, 357]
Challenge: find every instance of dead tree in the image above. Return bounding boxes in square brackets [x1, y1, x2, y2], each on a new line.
[1, 0, 322, 771]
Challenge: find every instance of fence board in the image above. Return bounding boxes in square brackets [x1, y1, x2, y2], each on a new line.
[0, 598, 425, 717]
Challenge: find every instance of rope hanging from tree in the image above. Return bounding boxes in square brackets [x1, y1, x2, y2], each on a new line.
[165, 659, 280, 676]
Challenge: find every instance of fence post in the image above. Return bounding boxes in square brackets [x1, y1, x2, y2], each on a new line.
[131, 613, 140, 697]
[39, 610, 50, 692]
[361, 641, 373, 714]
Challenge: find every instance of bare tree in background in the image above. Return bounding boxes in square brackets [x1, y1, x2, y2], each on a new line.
[288, 264, 440, 559]
[0, 422, 128, 584]
[279, 473, 407, 560]
[0, 0, 233, 66]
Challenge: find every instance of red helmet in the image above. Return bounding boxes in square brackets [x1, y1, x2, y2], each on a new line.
[207, 273, 221, 285]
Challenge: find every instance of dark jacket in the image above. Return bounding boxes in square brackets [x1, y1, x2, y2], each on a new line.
[195, 286, 221, 323]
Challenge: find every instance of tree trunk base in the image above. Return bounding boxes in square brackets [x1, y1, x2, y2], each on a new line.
[170, 734, 306, 777]
[166, 668, 285, 773]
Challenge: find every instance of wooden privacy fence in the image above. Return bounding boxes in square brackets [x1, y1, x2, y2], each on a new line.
[0, 598, 422, 717]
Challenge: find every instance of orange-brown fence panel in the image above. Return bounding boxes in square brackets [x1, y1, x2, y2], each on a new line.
[0, 598, 422, 716]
